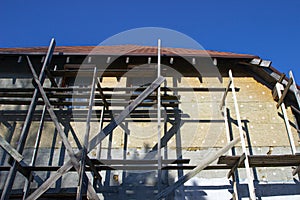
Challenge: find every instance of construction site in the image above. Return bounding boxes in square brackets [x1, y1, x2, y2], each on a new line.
[0, 38, 300, 199]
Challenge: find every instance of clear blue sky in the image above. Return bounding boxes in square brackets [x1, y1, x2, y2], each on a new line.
[1, 0, 300, 78]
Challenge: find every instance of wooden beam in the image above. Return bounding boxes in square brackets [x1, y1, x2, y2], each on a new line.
[0, 86, 238, 93]
[26, 76, 165, 200]
[229, 69, 256, 200]
[154, 137, 241, 199]
[76, 67, 97, 200]
[157, 39, 162, 191]
[277, 77, 293, 108]
[219, 154, 300, 167]
[227, 153, 246, 178]
[96, 106, 105, 159]
[91, 159, 190, 165]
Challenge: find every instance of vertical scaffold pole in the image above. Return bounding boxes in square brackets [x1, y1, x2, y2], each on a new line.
[275, 82, 297, 155]
[157, 39, 162, 191]
[229, 69, 256, 200]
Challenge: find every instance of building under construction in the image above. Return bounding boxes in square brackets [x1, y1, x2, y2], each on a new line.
[0, 39, 300, 199]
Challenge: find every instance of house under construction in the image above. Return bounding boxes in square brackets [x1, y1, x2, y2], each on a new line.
[0, 39, 300, 199]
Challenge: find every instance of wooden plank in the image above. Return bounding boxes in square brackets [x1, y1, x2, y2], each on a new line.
[0, 92, 180, 100]
[227, 153, 246, 178]
[90, 159, 190, 165]
[275, 83, 297, 154]
[0, 135, 23, 163]
[76, 67, 97, 200]
[0, 99, 179, 107]
[4, 159, 300, 171]
[157, 39, 162, 191]
[229, 69, 256, 200]
[26, 57, 99, 200]
[26, 76, 165, 200]
[96, 106, 105, 159]
[1, 38, 56, 200]
[154, 137, 241, 199]
[0, 86, 239, 93]
[277, 78, 293, 108]
[219, 154, 300, 167]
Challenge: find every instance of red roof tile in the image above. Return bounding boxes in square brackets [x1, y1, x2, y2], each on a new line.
[0, 45, 258, 59]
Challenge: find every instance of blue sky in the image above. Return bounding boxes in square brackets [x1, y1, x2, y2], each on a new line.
[1, 0, 300, 78]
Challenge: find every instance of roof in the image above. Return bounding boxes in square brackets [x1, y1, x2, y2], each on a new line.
[0, 45, 258, 59]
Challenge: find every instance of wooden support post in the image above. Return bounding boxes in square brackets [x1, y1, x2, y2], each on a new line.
[96, 78, 109, 110]
[77, 67, 97, 200]
[1, 38, 56, 200]
[96, 106, 105, 159]
[27, 58, 99, 200]
[220, 79, 232, 110]
[122, 122, 129, 185]
[23, 105, 47, 199]
[26, 76, 165, 200]
[157, 39, 162, 190]
[229, 69, 256, 200]
[276, 78, 293, 108]
[154, 137, 241, 199]
[275, 82, 297, 155]
[222, 79, 239, 200]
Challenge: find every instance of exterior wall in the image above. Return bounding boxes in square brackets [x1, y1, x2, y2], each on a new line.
[1, 75, 300, 199]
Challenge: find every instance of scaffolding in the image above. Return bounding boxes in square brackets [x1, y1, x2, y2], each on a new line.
[0, 39, 300, 199]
